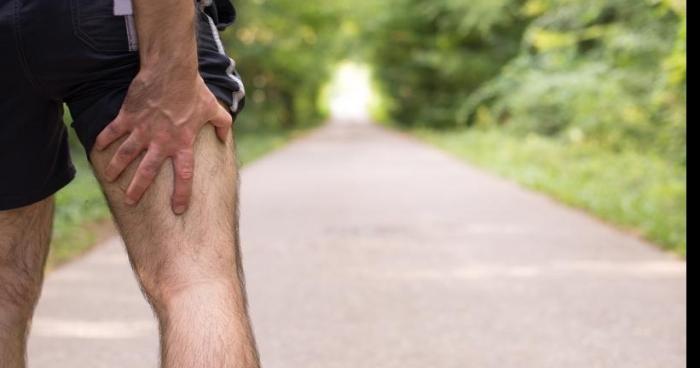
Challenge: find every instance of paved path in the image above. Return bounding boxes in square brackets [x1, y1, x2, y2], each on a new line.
[28, 119, 686, 367]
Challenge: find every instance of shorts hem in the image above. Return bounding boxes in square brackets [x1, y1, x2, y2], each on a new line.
[0, 166, 77, 211]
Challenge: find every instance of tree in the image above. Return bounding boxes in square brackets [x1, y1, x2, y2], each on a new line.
[223, 0, 358, 129]
[367, 0, 529, 127]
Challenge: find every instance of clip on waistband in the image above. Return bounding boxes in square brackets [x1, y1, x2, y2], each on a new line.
[114, 0, 133, 16]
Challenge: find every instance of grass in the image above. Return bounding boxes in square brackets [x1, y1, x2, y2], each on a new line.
[412, 128, 687, 257]
[235, 128, 304, 164]
[50, 126, 309, 268]
[51, 154, 111, 268]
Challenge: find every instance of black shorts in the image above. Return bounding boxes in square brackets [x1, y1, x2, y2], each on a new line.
[0, 0, 245, 211]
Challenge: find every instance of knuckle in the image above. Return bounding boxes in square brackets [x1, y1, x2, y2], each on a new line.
[178, 169, 194, 181]
[142, 163, 160, 177]
[129, 184, 146, 197]
[125, 188, 137, 199]
[173, 195, 187, 205]
[118, 145, 137, 158]
[108, 123, 121, 133]
[105, 165, 118, 177]
[127, 193, 141, 203]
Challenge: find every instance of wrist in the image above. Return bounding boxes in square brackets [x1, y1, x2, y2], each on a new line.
[133, 0, 198, 79]
[138, 55, 199, 83]
[138, 30, 198, 74]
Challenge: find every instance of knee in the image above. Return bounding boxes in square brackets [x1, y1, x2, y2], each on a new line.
[135, 259, 237, 312]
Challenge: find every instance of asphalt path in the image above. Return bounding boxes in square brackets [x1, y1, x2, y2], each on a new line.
[28, 119, 686, 367]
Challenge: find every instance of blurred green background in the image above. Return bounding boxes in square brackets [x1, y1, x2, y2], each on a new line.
[56, 0, 686, 266]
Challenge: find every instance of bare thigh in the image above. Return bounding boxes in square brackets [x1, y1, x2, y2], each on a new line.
[89, 125, 241, 300]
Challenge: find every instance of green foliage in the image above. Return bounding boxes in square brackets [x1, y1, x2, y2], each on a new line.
[416, 128, 686, 255]
[223, 0, 356, 130]
[371, 0, 685, 252]
[51, 0, 686, 261]
[466, 0, 686, 163]
[51, 152, 110, 268]
[370, 0, 686, 160]
[235, 128, 309, 165]
[224, 0, 687, 152]
[368, 0, 529, 128]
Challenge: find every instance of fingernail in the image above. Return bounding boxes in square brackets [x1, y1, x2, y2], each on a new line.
[174, 206, 186, 215]
[126, 198, 136, 206]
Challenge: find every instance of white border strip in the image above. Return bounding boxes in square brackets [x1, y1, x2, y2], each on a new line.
[125, 15, 138, 51]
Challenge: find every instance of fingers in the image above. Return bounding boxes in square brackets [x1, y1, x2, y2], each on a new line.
[104, 134, 145, 182]
[210, 104, 233, 143]
[95, 114, 128, 151]
[171, 149, 195, 215]
[125, 149, 165, 206]
[215, 125, 231, 143]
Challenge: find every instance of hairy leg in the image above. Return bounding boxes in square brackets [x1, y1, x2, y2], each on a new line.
[90, 125, 259, 368]
[0, 198, 54, 368]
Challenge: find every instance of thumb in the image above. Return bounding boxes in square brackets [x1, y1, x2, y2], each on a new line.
[211, 104, 233, 143]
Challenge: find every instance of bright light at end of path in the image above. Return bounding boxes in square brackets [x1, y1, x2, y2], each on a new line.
[328, 62, 374, 123]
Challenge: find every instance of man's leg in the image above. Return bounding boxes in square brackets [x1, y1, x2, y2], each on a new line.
[90, 125, 259, 368]
[0, 198, 54, 368]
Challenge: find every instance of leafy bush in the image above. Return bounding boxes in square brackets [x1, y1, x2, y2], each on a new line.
[370, 0, 686, 252]
[223, 1, 353, 130]
[466, 0, 686, 162]
[370, 0, 686, 163]
[367, 0, 529, 128]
